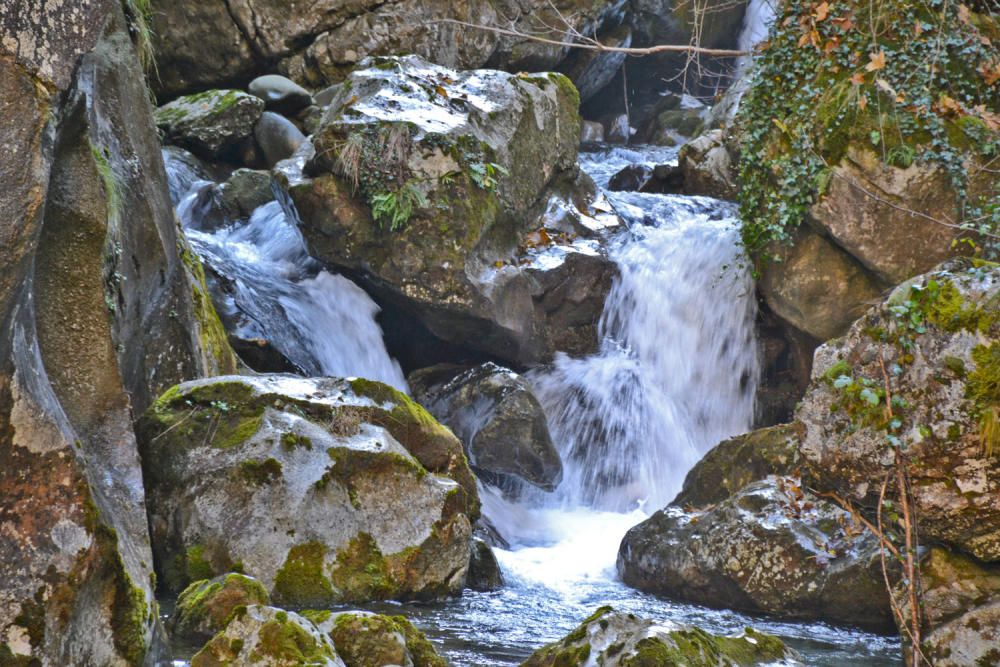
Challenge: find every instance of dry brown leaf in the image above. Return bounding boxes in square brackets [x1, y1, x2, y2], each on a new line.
[957, 3, 971, 24]
[865, 50, 886, 72]
[850, 71, 866, 85]
[814, 1, 830, 21]
[858, 94, 868, 111]
[938, 94, 963, 116]
[980, 61, 1000, 86]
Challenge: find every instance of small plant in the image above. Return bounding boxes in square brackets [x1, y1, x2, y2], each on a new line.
[469, 162, 509, 191]
[370, 181, 428, 231]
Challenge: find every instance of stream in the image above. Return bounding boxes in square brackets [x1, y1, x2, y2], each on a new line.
[164, 143, 903, 666]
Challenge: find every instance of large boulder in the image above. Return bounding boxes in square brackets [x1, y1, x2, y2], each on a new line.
[305, 610, 447, 667]
[150, 0, 628, 97]
[138, 375, 479, 605]
[191, 605, 345, 667]
[521, 606, 798, 666]
[618, 476, 894, 631]
[797, 262, 1000, 560]
[287, 55, 619, 364]
[155, 89, 265, 162]
[758, 225, 886, 341]
[410, 363, 563, 491]
[0, 4, 236, 664]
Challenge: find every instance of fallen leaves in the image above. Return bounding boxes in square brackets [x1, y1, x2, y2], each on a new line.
[865, 50, 886, 72]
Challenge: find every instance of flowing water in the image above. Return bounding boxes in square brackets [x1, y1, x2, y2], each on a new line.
[164, 145, 901, 665]
[164, 149, 407, 390]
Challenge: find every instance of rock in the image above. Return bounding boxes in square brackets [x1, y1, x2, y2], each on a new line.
[467, 538, 505, 591]
[797, 262, 1000, 561]
[676, 129, 738, 199]
[618, 476, 894, 631]
[172, 573, 270, 641]
[410, 363, 563, 491]
[138, 374, 479, 604]
[810, 146, 985, 285]
[758, 225, 886, 341]
[561, 24, 632, 102]
[155, 90, 265, 161]
[922, 601, 1000, 667]
[288, 56, 619, 365]
[249, 74, 314, 115]
[191, 605, 344, 667]
[521, 606, 798, 666]
[219, 169, 275, 219]
[673, 424, 803, 508]
[305, 610, 447, 667]
[255, 111, 308, 168]
[581, 120, 605, 144]
[608, 164, 653, 191]
[755, 304, 820, 427]
[151, 0, 626, 96]
[0, 5, 236, 664]
[910, 547, 1000, 632]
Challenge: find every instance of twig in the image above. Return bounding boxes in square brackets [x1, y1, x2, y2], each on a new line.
[432, 19, 749, 57]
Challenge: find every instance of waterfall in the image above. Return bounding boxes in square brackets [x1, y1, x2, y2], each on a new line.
[526, 153, 760, 513]
[163, 149, 407, 391]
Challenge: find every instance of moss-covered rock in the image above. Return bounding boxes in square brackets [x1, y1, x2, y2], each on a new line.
[155, 89, 265, 161]
[307, 610, 446, 667]
[673, 423, 802, 508]
[618, 476, 893, 631]
[138, 374, 477, 603]
[797, 262, 1000, 560]
[521, 606, 797, 666]
[172, 573, 270, 641]
[191, 605, 343, 667]
[287, 55, 619, 366]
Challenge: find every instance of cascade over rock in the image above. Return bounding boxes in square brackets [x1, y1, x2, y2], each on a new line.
[0, 3, 237, 664]
[138, 375, 478, 604]
[287, 55, 620, 365]
[409, 363, 563, 492]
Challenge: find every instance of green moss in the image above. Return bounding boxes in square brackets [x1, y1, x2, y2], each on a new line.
[273, 542, 334, 607]
[110, 571, 149, 665]
[250, 618, 334, 664]
[920, 279, 999, 334]
[546, 72, 581, 110]
[239, 458, 283, 486]
[281, 433, 313, 451]
[328, 533, 397, 601]
[186, 545, 216, 583]
[145, 379, 264, 452]
[393, 615, 447, 667]
[348, 378, 453, 458]
[300, 609, 332, 625]
[180, 243, 239, 374]
[970, 343, 1000, 456]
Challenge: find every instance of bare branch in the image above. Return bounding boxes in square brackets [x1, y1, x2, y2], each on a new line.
[432, 18, 749, 57]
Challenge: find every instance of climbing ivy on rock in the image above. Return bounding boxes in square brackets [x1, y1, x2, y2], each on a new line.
[737, 0, 1000, 262]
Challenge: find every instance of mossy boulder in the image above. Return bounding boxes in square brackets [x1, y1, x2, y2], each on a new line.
[672, 423, 802, 508]
[797, 262, 1000, 560]
[191, 605, 343, 667]
[138, 374, 478, 604]
[305, 610, 446, 667]
[410, 362, 563, 492]
[521, 606, 797, 666]
[155, 90, 265, 161]
[172, 573, 270, 641]
[288, 55, 619, 365]
[618, 476, 893, 631]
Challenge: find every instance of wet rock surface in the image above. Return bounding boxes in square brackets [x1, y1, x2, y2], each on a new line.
[138, 375, 478, 605]
[172, 573, 270, 641]
[618, 476, 893, 631]
[156, 89, 265, 161]
[410, 362, 563, 491]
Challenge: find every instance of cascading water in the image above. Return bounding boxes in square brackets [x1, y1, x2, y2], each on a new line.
[163, 149, 407, 390]
[528, 191, 759, 511]
[378, 145, 900, 666]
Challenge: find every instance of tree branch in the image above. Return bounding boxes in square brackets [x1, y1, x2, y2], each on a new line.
[432, 18, 749, 57]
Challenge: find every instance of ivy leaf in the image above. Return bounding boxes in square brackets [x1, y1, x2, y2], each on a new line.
[870, 130, 881, 145]
[833, 375, 853, 389]
[865, 50, 886, 72]
[859, 388, 880, 405]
